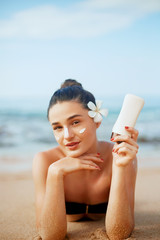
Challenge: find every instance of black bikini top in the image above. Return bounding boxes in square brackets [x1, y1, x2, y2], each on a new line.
[65, 201, 108, 215]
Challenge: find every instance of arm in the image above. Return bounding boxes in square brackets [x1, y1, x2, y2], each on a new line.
[33, 152, 102, 240]
[40, 168, 67, 240]
[105, 127, 138, 240]
[33, 153, 67, 240]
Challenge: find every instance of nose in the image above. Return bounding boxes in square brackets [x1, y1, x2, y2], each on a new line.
[64, 127, 74, 139]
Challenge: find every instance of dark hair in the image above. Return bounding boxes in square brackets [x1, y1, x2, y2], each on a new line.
[47, 79, 96, 119]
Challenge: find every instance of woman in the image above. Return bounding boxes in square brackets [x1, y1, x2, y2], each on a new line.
[32, 79, 138, 240]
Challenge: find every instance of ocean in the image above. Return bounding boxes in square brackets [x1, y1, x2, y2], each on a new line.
[0, 95, 160, 172]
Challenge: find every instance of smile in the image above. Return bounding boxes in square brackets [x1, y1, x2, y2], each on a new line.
[65, 142, 80, 150]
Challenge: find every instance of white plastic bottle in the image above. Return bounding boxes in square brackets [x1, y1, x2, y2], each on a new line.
[111, 94, 145, 139]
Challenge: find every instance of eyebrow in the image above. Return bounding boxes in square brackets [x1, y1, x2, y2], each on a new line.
[51, 114, 83, 126]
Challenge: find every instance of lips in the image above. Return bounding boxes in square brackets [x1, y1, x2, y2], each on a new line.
[65, 142, 80, 150]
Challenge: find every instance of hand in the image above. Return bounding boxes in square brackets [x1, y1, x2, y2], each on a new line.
[111, 127, 139, 167]
[48, 153, 103, 176]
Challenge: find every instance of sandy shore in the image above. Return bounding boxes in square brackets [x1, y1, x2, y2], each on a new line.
[0, 167, 160, 240]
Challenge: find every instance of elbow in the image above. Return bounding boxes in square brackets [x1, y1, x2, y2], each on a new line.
[106, 222, 134, 240]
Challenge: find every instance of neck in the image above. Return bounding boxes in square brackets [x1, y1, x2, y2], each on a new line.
[85, 138, 99, 155]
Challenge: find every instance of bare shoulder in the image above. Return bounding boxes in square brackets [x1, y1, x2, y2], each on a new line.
[32, 146, 62, 181]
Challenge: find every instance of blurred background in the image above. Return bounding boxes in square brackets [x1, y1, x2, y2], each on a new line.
[0, 0, 160, 172]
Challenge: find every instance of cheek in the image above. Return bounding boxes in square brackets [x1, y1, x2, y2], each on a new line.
[54, 132, 63, 142]
[78, 123, 94, 136]
[79, 128, 86, 134]
[54, 135, 60, 141]
[80, 124, 96, 139]
[78, 126, 92, 139]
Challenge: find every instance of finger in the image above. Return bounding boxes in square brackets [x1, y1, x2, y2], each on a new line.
[111, 134, 139, 147]
[85, 165, 101, 170]
[82, 165, 101, 171]
[125, 126, 139, 141]
[81, 156, 104, 163]
[80, 160, 101, 170]
[81, 152, 101, 158]
[117, 146, 137, 157]
[113, 142, 139, 154]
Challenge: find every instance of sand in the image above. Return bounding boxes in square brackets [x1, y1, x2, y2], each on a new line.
[0, 166, 160, 240]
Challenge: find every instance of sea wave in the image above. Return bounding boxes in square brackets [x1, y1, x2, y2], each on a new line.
[0, 95, 160, 171]
[0, 95, 160, 155]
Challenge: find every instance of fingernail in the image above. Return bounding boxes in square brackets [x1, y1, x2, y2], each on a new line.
[96, 166, 101, 170]
[97, 152, 100, 155]
[100, 158, 104, 161]
[125, 126, 129, 129]
[110, 138, 114, 141]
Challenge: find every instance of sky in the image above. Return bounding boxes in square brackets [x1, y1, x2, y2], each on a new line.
[0, 0, 160, 100]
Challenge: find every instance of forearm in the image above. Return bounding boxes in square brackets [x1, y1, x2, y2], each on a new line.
[105, 165, 134, 240]
[39, 169, 67, 240]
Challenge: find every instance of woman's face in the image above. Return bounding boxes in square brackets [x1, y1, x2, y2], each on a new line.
[48, 101, 100, 157]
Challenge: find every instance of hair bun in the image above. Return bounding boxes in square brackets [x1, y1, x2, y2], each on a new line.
[60, 79, 83, 89]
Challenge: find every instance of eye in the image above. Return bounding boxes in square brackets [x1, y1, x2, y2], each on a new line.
[72, 120, 79, 125]
[53, 126, 62, 131]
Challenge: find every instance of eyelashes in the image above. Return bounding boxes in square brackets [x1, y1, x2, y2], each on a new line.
[53, 126, 62, 131]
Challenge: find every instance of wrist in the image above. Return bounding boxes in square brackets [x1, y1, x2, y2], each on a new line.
[47, 165, 64, 180]
[46, 166, 65, 193]
[112, 159, 126, 174]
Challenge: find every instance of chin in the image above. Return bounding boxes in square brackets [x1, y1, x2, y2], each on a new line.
[65, 149, 85, 158]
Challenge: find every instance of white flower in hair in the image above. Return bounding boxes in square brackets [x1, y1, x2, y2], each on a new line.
[87, 100, 108, 123]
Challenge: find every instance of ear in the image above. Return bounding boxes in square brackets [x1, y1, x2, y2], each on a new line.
[95, 121, 101, 129]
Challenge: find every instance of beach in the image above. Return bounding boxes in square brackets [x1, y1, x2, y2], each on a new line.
[1, 157, 160, 240]
[0, 96, 160, 239]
